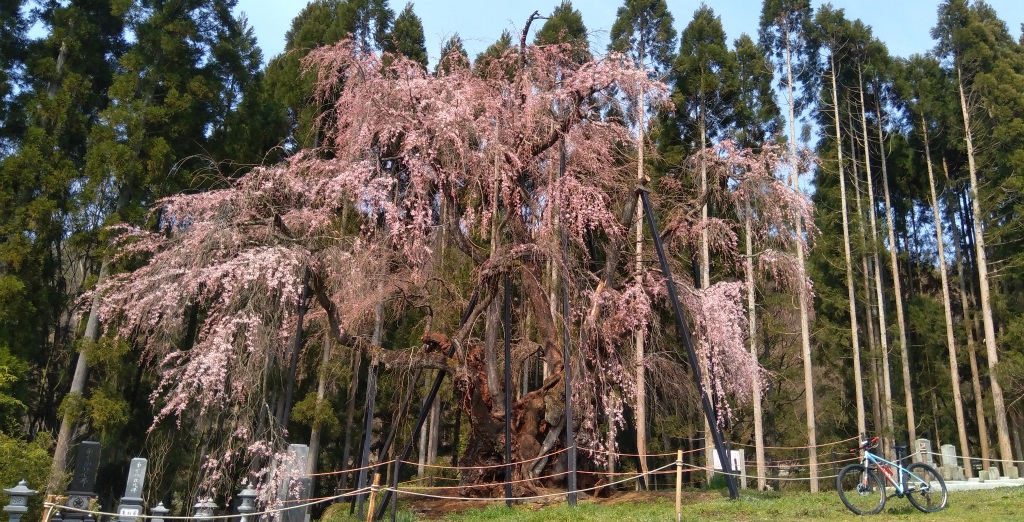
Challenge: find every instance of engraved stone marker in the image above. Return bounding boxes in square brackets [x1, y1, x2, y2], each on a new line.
[117, 458, 148, 522]
[68, 442, 101, 494]
[916, 439, 933, 465]
[64, 441, 101, 522]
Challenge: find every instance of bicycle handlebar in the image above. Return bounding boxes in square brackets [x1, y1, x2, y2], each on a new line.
[850, 436, 880, 453]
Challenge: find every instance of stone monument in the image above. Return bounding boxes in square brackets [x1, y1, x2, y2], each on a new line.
[116, 458, 147, 522]
[938, 444, 965, 481]
[915, 439, 933, 465]
[277, 444, 311, 522]
[63, 442, 101, 522]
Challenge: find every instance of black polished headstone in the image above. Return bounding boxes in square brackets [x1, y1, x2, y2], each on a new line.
[64, 441, 101, 522]
[67, 442, 101, 495]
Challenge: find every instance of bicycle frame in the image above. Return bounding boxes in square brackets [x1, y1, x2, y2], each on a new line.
[861, 449, 927, 497]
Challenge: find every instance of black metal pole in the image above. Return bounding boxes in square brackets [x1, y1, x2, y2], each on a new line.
[372, 367, 423, 520]
[558, 137, 578, 506]
[376, 368, 423, 469]
[355, 360, 378, 517]
[503, 273, 514, 507]
[373, 289, 480, 520]
[639, 189, 739, 500]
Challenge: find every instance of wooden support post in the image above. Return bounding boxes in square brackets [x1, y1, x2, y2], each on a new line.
[558, 136, 578, 506]
[503, 273, 514, 507]
[365, 474, 380, 522]
[676, 450, 683, 522]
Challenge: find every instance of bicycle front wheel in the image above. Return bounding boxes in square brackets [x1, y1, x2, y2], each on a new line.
[837, 463, 886, 515]
[906, 462, 948, 512]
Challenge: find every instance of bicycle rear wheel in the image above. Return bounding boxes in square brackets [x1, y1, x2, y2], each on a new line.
[906, 462, 948, 512]
[837, 464, 886, 515]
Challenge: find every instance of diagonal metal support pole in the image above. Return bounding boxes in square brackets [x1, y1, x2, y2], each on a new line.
[373, 289, 480, 520]
[354, 359, 378, 518]
[639, 188, 739, 500]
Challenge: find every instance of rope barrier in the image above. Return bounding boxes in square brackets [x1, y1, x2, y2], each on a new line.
[579, 447, 700, 458]
[669, 461, 842, 482]
[387, 451, 854, 502]
[923, 450, 1024, 466]
[394, 469, 572, 491]
[43, 487, 373, 521]
[397, 475, 461, 486]
[729, 435, 859, 450]
[303, 458, 396, 477]
[389, 461, 679, 502]
[295, 438, 864, 478]
[399, 446, 571, 471]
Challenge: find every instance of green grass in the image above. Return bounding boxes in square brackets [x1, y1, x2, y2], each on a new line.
[421, 487, 1024, 521]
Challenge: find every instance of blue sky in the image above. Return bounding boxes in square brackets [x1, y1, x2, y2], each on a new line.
[236, 0, 1024, 67]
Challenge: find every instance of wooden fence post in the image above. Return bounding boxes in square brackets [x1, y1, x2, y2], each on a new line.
[676, 449, 683, 522]
[366, 473, 380, 522]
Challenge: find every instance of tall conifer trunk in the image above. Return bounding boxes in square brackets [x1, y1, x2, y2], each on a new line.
[850, 125, 882, 437]
[50, 260, 108, 493]
[308, 332, 333, 475]
[877, 103, 914, 447]
[634, 81, 650, 484]
[947, 157, 989, 469]
[783, 27, 817, 492]
[339, 344, 361, 491]
[923, 120, 971, 475]
[957, 65, 1013, 473]
[858, 72, 894, 451]
[745, 202, 766, 490]
[699, 105, 715, 486]
[830, 55, 866, 438]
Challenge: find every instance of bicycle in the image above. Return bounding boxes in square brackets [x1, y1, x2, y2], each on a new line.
[836, 436, 948, 515]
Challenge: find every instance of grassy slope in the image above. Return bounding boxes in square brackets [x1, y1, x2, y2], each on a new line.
[426, 487, 1024, 521]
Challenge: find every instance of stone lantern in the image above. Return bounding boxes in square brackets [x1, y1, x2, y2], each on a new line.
[3, 480, 38, 522]
[194, 498, 218, 520]
[150, 502, 169, 522]
[236, 485, 257, 522]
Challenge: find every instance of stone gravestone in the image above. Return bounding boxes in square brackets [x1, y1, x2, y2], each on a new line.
[938, 444, 965, 481]
[63, 441, 101, 522]
[277, 444, 310, 522]
[915, 439, 933, 466]
[116, 458, 147, 522]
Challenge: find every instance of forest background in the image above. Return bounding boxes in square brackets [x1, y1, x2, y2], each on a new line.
[3, 0, 1024, 517]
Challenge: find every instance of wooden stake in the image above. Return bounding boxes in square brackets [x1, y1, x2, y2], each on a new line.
[676, 449, 683, 522]
[366, 473, 381, 522]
